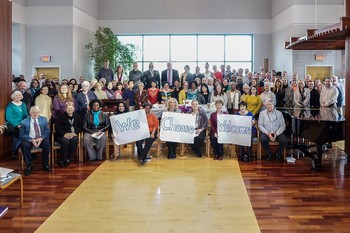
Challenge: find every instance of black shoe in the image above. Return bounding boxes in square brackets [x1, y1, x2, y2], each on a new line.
[65, 159, 71, 167]
[58, 160, 65, 168]
[172, 153, 176, 159]
[25, 165, 32, 176]
[197, 152, 203, 158]
[167, 153, 172, 159]
[139, 158, 146, 165]
[266, 154, 272, 161]
[275, 153, 283, 161]
[42, 164, 51, 172]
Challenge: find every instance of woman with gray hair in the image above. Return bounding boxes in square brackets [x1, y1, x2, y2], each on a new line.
[5, 90, 29, 154]
[75, 81, 97, 120]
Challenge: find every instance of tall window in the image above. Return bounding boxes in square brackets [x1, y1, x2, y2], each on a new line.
[118, 35, 252, 73]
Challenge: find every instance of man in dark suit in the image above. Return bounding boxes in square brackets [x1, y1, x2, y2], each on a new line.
[143, 62, 161, 89]
[161, 62, 179, 88]
[18, 106, 51, 176]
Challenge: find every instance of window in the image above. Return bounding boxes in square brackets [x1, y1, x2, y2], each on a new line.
[117, 34, 252, 73]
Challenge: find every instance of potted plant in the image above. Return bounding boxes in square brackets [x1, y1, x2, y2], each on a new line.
[85, 27, 136, 77]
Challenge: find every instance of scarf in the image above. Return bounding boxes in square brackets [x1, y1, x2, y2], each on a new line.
[92, 110, 100, 126]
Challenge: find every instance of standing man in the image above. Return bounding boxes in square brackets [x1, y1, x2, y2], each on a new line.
[129, 62, 143, 91]
[16, 80, 33, 113]
[161, 62, 179, 88]
[18, 106, 51, 176]
[98, 59, 114, 84]
[320, 77, 338, 107]
[331, 75, 344, 114]
[143, 62, 161, 89]
[193, 66, 204, 81]
[258, 99, 287, 161]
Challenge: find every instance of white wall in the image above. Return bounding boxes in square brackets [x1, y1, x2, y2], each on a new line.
[12, 23, 26, 77]
[12, 0, 98, 80]
[98, 0, 271, 20]
[270, 2, 344, 77]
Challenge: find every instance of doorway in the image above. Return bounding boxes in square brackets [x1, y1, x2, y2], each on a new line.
[32, 66, 61, 81]
[305, 65, 333, 81]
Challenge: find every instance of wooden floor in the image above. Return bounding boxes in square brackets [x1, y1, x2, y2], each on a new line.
[0, 145, 349, 233]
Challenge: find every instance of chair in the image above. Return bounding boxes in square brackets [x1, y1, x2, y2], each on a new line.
[18, 147, 52, 172]
[82, 131, 110, 161]
[257, 125, 287, 161]
[51, 124, 82, 165]
[0, 172, 23, 206]
[180, 125, 210, 157]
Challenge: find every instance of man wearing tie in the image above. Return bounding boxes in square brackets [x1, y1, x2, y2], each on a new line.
[161, 62, 179, 88]
[143, 62, 161, 89]
[18, 106, 51, 176]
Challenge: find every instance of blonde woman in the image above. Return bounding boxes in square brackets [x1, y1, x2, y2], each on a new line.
[35, 85, 52, 122]
[94, 82, 108, 100]
[163, 98, 181, 159]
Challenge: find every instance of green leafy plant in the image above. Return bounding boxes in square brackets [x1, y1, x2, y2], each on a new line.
[85, 27, 136, 77]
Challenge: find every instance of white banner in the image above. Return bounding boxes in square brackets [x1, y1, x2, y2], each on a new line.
[160, 112, 196, 143]
[217, 114, 252, 146]
[110, 110, 150, 145]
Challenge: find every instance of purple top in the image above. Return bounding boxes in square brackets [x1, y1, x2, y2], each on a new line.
[52, 95, 74, 119]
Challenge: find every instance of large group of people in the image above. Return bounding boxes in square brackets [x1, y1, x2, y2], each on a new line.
[7, 60, 345, 176]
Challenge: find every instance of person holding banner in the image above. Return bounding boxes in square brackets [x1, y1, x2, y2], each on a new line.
[187, 100, 208, 157]
[163, 98, 181, 159]
[236, 101, 256, 162]
[110, 101, 129, 161]
[210, 99, 227, 160]
[83, 99, 110, 161]
[258, 98, 287, 161]
[136, 102, 158, 165]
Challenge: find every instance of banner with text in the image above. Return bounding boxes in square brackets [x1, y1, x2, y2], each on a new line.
[160, 112, 196, 143]
[217, 114, 252, 146]
[110, 110, 150, 145]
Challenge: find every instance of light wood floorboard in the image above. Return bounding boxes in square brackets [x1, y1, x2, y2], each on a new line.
[36, 158, 260, 233]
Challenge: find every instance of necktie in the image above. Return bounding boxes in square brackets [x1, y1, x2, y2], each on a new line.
[168, 70, 171, 84]
[34, 120, 41, 138]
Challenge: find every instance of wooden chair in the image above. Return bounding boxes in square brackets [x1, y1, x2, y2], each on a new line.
[180, 125, 210, 157]
[51, 124, 82, 165]
[0, 172, 23, 206]
[18, 147, 52, 172]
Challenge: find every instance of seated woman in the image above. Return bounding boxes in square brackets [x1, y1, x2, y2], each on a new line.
[236, 101, 257, 162]
[83, 99, 110, 161]
[197, 83, 211, 104]
[111, 101, 129, 161]
[187, 100, 208, 157]
[113, 82, 124, 100]
[158, 82, 173, 104]
[178, 81, 189, 104]
[134, 82, 149, 110]
[147, 81, 159, 105]
[186, 81, 199, 101]
[210, 84, 228, 107]
[94, 82, 108, 100]
[136, 102, 158, 165]
[163, 98, 181, 159]
[210, 99, 227, 160]
[52, 84, 74, 122]
[245, 85, 262, 117]
[5, 90, 29, 154]
[55, 102, 82, 167]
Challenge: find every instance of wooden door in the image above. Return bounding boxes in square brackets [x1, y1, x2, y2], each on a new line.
[35, 67, 60, 80]
[305, 66, 332, 81]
